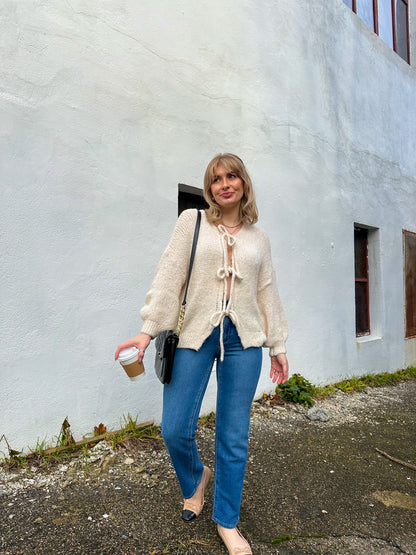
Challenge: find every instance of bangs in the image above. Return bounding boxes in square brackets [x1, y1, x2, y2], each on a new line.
[209, 158, 241, 183]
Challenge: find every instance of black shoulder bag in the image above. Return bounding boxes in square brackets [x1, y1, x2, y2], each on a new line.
[154, 210, 201, 384]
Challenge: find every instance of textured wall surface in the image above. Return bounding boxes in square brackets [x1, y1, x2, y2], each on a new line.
[1, 0, 415, 452]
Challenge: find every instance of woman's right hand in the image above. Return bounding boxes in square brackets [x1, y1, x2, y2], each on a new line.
[115, 333, 152, 363]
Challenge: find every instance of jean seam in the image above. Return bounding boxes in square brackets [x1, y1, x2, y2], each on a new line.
[186, 357, 214, 498]
[212, 358, 240, 529]
[213, 356, 221, 522]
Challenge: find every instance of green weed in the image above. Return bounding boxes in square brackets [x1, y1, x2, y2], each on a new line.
[312, 383, 337, 398]
[334, 376, 367, 393]
[56, 417, 75, 447]
[314, 366, 416, 398]
[276, 374, 316, 406]
[275, 366, 416, 405]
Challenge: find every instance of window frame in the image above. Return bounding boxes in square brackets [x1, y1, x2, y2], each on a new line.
[403, 229, 416, 339]
[354, 226, 371, 337]
[345, 0, 410, 63]
[392, 0, 410, 63]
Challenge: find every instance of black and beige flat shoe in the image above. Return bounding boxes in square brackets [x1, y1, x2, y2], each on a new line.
[182, 466, 212, 521]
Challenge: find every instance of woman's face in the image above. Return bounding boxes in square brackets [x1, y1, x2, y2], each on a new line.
[210, 163, 244, 210]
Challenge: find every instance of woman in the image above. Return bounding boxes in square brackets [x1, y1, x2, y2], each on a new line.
[115, 153, 289, 555]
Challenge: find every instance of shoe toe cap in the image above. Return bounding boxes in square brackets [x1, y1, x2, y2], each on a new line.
[181, 509, 197, 521]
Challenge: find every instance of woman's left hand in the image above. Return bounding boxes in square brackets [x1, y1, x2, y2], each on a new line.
[270, 353, 289, 385]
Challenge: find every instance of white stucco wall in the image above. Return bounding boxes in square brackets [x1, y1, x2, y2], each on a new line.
[1, 0, 415, 453]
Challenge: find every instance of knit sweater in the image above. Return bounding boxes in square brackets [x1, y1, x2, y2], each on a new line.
[140, 209, 287, 357]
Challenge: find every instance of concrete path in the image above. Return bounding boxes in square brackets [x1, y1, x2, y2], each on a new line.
[1, 381, 415, 554]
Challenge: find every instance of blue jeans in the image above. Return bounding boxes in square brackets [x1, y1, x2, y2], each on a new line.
[161, 317, 262, 528]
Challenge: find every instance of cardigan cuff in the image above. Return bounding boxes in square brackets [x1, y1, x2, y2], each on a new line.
[141, 320, 161, 339]
[269, 341, 286, 357]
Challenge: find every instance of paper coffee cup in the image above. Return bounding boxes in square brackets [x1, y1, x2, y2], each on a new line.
[118, 347, 145, 381]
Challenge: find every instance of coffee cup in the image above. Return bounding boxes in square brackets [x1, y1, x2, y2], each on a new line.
[118, 347, 145, 381]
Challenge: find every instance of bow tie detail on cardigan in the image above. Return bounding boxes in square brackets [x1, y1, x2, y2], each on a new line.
[210, 225, 243, 360]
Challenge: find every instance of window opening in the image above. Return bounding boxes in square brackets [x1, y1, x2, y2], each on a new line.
[354, 227, 370, 336]
[178, 184, 208, 216]
[404, 230, 416, 338]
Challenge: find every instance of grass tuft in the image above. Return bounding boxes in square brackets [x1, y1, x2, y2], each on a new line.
[109, 414, 162, 449]
[314, 366, 416, 399]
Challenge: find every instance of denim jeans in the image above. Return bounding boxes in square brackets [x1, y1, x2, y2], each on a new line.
[161, 317, 262, 528]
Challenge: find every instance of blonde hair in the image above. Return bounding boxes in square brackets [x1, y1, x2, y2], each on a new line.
[203, 153, 259, 225]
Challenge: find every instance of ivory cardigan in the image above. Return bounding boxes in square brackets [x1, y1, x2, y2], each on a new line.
[140, 209, 287, 357]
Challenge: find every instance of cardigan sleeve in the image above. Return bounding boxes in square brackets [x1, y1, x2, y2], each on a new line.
[140, 209, 197, 338]
[256, 233, 288, 356]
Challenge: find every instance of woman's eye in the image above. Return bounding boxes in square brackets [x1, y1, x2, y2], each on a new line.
[212, 177, 219, 183]
[228, 173, 236, 179]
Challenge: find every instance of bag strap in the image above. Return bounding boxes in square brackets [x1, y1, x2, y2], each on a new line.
[176, 209, 201, 335]
[182, 210, 201, 305]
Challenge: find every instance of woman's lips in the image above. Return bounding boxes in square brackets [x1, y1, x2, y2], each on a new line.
[221, 192, 233, 198]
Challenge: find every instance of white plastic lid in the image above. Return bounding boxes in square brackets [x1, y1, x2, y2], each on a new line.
[118, 346, 138, 362]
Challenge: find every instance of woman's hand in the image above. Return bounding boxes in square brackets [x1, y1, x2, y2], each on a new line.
[115, 333, 152, 363]
[270, 353, 289, 385]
